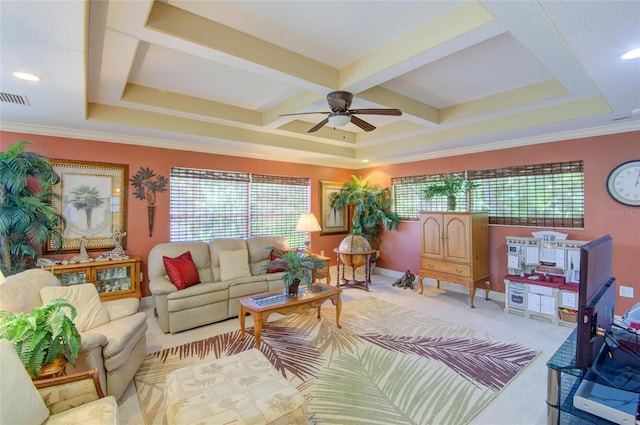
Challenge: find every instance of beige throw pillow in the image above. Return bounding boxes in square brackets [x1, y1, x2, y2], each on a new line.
[219, 249, 251, 281]
[40, 284, 110, 332]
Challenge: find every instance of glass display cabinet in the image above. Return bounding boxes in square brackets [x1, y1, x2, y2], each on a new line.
[47, 256, 141, 301]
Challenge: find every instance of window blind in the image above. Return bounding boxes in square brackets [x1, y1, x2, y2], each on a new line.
[170, 168, 310, 246]
[468, 161, 584, 227]
[391, 172, 468, 219]
[391, 161, 584, 228]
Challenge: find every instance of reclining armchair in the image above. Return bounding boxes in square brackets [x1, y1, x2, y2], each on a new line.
[0, 269, 147, 400]
[0, 339, 119, 424]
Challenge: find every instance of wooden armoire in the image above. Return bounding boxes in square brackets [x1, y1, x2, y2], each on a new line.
[418, 212, 490, 308]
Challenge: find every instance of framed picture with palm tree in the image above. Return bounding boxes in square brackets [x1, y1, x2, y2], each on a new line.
[45, 159, 128, 253]
[319, 180, 349, 235]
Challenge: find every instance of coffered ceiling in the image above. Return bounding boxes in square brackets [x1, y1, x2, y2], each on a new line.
[1, 1, 639, 168]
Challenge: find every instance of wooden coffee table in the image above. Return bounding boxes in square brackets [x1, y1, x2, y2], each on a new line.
[238, 284, 341, 349]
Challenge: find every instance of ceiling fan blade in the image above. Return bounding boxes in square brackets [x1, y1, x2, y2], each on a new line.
[349, 108, 402, 116]
[350, 115, 376, 132]
[279, 111, 330, 117]
[327, 91, 353, 112]
[308, 118, 329, 133]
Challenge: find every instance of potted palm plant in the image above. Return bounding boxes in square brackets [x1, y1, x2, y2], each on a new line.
[330, 175, 399, 262]
[265, 248, 326, 296]
[422, 173, 479, 211]
[0, 140, 66, 276]
[0, 299, 81, 379]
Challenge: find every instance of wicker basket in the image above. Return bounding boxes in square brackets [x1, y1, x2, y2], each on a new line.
[559, 309, 578, 323]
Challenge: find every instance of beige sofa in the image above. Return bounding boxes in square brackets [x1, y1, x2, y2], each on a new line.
[0, 269, 147, 400]
[148, 236, 290, 334]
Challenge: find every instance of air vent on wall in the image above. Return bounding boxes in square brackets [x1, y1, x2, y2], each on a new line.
[0, 92, 30, 105]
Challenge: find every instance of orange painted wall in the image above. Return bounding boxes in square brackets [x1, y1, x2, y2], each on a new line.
[365, 131, 640, 314]
[2, 130, 638, 314]
[0, 131, 353, 297]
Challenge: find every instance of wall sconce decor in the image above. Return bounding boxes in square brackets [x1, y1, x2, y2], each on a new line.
[130, 167, 168, 236]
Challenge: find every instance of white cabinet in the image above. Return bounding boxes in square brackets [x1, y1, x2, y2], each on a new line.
[504, 236, 587, 327]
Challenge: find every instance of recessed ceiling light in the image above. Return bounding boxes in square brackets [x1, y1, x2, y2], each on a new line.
[13, 71, 41, 82]
[621, 48, 640, 60]
[361, 159, 369, 163]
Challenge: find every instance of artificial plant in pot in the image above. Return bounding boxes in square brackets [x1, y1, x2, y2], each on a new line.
[330, 175, 399, 261]
[0, 299, 81, 379]
[265, 248, 326, 296]
[422, 173, 479, 211]
[0, 140, 66, 276]
[130, 166, 168, 237]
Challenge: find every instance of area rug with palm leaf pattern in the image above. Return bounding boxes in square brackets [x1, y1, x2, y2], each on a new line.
[135, 297, 539, 425]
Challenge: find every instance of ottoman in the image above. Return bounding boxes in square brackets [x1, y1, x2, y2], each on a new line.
[164, 349, 307, 425]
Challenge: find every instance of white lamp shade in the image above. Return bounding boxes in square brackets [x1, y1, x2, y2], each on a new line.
[328, 114, 351, 127]
[0, 269, 6, 285]
[295, 213, 322, 232]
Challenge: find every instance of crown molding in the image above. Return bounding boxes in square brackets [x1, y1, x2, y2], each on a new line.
[2, 120, 639, 171]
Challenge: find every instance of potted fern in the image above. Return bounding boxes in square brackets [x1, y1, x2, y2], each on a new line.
[422, 173, 479, 211]
[0, 299, 81, 379]
[265, 249, 326, 296]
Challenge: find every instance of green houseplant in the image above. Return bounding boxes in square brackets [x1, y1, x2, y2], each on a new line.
[422, 173, 479, 211]
[0, 140, 66, 276]
[330, 175, 399, 258]
[265, 248, 326, 295]
[0, 299, 81, 379]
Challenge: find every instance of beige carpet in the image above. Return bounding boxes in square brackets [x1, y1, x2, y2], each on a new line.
[134, 297, 539, 425]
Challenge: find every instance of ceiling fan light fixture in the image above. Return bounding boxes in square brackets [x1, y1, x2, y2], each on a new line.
[328, 114, 351, 127]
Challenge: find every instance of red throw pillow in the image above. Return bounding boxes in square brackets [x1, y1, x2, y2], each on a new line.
[163, 251, 201, 290]
[267, 249, 287, 273]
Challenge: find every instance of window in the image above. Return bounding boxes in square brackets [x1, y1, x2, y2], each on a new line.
[391, 172, 468, 219]
[170, 167, 310, 247]
[469, 161, 584, 228]
[391, 161, 584, 228]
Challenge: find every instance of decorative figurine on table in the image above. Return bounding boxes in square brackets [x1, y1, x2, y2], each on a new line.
[392, 269, 415, 289]
[69, 236, 93, 263]
[96, 231, 129, 261]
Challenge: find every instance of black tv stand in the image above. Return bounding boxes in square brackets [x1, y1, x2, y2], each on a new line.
[546, 329, 640, 424]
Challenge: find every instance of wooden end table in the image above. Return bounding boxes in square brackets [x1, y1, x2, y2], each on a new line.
[312, 254, 331, 284]
[238, 284, 341, 349]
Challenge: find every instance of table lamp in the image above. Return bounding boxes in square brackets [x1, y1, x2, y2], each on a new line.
[0, 269, 6, 285]
[295, 213, 322, 252]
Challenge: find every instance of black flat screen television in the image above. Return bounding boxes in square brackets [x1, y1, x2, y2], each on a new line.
[575, 235, 616, 368]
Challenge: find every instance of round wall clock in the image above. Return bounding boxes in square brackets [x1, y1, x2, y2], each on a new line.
[606, 160, 640, 206]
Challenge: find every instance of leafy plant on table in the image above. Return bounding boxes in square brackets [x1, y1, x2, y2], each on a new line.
[265, 248, 326, 289]
[422, 173, 479, 211]
[0, 299, 81, 379]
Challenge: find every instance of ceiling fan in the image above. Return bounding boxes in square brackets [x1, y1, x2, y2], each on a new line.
[280, 91, 402, 133]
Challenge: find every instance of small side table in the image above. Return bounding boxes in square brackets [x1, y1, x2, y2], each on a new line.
[312, 254, 331, 284]
[33, 356, 68, 380]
